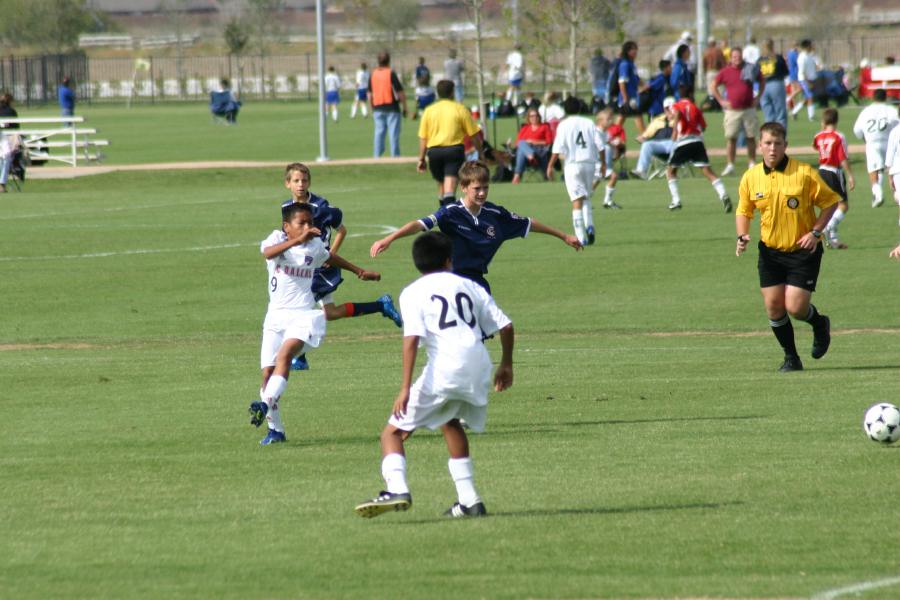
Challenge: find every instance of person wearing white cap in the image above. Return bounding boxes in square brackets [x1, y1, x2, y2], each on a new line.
[630, 97, 677, 180]
[664, 30, 693, 64]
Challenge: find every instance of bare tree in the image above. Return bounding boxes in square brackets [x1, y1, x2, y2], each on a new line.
[462, 0, 487, 127]
[160, 0, 190, 98]
[245, 0, 285, 99]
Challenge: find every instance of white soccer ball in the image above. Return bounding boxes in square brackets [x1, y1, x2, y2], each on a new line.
[863, 403, 900, 444]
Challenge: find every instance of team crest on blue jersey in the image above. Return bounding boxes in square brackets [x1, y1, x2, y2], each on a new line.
[787, 197, 799, 209]
[485, 226, 496, 238]
[305, 255, 314, 265]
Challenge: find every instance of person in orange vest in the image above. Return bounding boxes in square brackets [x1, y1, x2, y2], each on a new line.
[368, 51, 408, 157]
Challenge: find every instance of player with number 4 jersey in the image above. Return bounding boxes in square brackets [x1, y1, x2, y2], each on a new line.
[853, 89, 900, 208]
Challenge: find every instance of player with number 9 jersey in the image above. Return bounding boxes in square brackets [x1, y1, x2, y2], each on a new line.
[398, 271, 510, 409]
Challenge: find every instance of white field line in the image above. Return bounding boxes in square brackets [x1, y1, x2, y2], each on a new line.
[810, 575, 900, 599]
[0, 225, 397, 262]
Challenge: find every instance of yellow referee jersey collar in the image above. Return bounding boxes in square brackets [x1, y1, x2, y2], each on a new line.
[762, 155, 789, 174]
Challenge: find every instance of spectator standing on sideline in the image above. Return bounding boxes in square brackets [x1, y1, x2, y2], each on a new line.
[417, 80, 482, 206]
[757, 39, 789, 129]
[703, 37, 727, 91]
[743, 37, 761, 65]
[852, 89, 900, 210]
[710, 47, 761, 176]
[647, 60, 674, 117]
[664, 31, 693, 64]
[791, 39, 819, 122]
[444, 49, 465, 103]
[785, 41, 800, 113]
[58, 76, 75, 124]
[735, 121, 838, 373]
[590, 48, 612, 105]
[670, 45, 694, 100]
[351, 63, 370, 118]
[616, 40, 646, 134]
[368, 51, 407, 158]
[505, 44, 525, 106]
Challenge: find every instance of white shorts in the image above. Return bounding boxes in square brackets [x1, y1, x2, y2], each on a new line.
[259, 308, 326, 369]
[564, 162, 596, 201]
[388, 384, 487, 433]
[893, 173, 900, 204]
[866, 143, 887, 173]
[317, 293, 335, 306]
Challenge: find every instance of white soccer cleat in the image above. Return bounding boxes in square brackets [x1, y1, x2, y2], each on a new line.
[721, 163, 735, 176]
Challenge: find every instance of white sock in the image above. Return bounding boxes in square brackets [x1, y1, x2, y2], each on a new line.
[262, 375, 287, 432]
[712, 178, 727, 199]
[667, 178, 681, 205]
[827, 208, 845, 231]
[572, 209, 586, 242]
[448, 457, 481, 507]
[877, 172, 884, 187]
[332, 108, 338, 121]
[361, 104, 368, 117]
[604, 185, 615, 204]
[791, 102, 804, 116]
[381, 453, 409, 495]
[807, 104, 814, 120]
[582, 199, 594, 228]
[351, 104, 357, 118]
[873, 183, 883, 204]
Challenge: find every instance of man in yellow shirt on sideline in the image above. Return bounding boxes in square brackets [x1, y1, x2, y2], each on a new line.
[735, 121, 839, 373]
[417, 80, 482, 207]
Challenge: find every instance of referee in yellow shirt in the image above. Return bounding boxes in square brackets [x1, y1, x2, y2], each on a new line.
[735, 121, 839, 372]
[418, 80, 482, 206]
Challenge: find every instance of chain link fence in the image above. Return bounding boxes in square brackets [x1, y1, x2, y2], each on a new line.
[2, 34, 896, 107]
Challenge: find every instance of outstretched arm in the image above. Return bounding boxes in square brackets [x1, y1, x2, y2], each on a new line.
[529, 218, 583, 251]
[493, 323, 514, 391]
[392, 335, 419, 418]
[370, 220, 427, 257]
[327, 252, 381, 281]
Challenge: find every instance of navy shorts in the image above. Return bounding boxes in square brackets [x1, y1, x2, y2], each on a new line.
[326, 90, 340, 104]
[312, 265, 343, 302]
[757, 241, 823, 292]
[417, 93, 436, 109]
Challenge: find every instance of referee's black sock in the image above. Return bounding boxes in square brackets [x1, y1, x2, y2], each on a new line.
[802, 304, 825, 328]
[769, 313, 799, 357]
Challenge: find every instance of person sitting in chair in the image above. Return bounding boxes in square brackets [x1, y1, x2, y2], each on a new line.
[511, 107, 553, 184]
[210, 78, 241, 124]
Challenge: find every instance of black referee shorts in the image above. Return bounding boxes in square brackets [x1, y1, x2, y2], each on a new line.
[757, 240, 824, 292]
[426, 145, 466, 183]
[668, 141, 710, 168]
[818, 168, 848, 202]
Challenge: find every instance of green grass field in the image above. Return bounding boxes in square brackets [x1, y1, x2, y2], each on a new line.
[2, 102, 900, 599]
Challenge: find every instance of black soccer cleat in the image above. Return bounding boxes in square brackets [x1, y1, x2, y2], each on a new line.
[248, 401, 268, 427]
[811, 315, 831, 360]
[444, 501, 487, 518]
[778, 355, 804, 373]
[355, 491, 412, 518]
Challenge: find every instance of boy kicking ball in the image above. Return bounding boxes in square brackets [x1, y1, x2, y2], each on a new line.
[250, 203, 382, 445]
[355, 231, 514, 518]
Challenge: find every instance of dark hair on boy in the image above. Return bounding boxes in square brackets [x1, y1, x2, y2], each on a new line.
[620, 41, 637, 58]
[676, 44, 690, 60]
[412, 231, 453, 274]
[874, 89, 887, 102]
[822, 107, 839, 126]
[563, 95, 581, 115]
[282, 202, 314, 223]
[436, 79, 454, 99]
[284, 162, 311, 181]
[659, 59, 672, 71]
[458, 160, 490, 188]
[759, 121, 787, 141]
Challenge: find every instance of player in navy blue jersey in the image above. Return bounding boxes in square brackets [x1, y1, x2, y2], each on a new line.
[370, 161, 582, 294]
[282, 163, 402, 369]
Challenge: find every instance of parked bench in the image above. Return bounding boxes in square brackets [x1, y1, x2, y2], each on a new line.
[0, 117, 110, 166]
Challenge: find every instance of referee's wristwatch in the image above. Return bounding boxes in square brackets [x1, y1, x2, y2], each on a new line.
[811, 229, 823, 239]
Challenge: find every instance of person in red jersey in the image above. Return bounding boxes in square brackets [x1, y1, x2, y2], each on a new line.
[664, 84, 732, 212]
[813, 108, 856, 249]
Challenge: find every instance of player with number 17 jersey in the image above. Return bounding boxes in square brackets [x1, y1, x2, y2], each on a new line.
[398, 271, 510, 406]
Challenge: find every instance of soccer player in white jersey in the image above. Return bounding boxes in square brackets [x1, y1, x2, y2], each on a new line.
[791, 39, 819, 122]
[884, 113, 900, 226]
[324, 66, 341, 122]
[351, 62, 369, 118]
[355, 231, 514, 519]
[853, 89, 900, 209]
[249, 204, 382, 445]
[547, 96, 603, 246]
